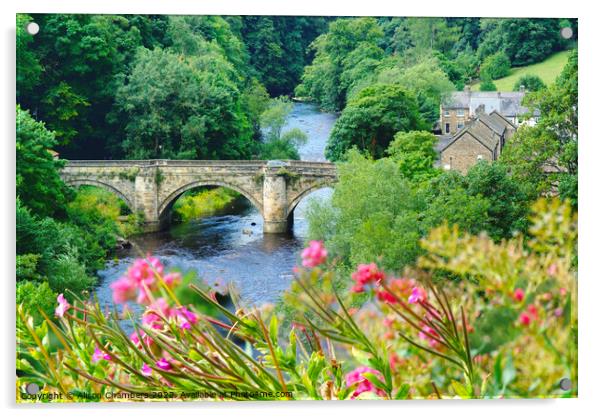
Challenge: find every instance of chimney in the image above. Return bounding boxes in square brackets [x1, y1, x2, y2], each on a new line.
[519, 85, 525, 93]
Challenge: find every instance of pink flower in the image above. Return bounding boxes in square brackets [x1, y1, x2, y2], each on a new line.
[156, 357, 172, 371]
[142, 311, 164, 330]
[527, 304, 538, 319]
[55, 293, 70, 317]
[141, 363, 152, 377]
[130, 331, 153, 349]
[110, 277, 137, 304]
[351, 263, 385, 293]
[519, 312, 531, 326]
[351, 283, 365, 293]
[513, 288, 525, 303]
[345, 366, 386, 399]
[92, 346, 111, 363]
[301, 240, 328, 268]
[147, 298, 172, 317]
[418, 325, 439, 348]
[376, 289, 397, 304]
[554, 307, 563, 317]
[176, 306, 199, 330]
[408, 287, 427, 304]
[163, 272, 181, 288]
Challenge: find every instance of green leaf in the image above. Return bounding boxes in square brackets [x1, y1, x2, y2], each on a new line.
[451, 379, 472, 399]
[362, 372, 388, 392]
[394, 383, 410, 400]
[269, 314, 279, 344]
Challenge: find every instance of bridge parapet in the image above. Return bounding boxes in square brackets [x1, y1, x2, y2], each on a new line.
[61, 159, 337, 233]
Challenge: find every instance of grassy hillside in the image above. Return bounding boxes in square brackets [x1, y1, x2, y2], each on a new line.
[472, 50, 572, 91]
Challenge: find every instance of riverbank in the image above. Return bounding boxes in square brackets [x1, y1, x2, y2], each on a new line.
[172, 187, 240, 223]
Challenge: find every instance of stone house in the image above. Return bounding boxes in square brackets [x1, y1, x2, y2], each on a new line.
[440, 87, 539, 135]
[439, 110, 516, 174]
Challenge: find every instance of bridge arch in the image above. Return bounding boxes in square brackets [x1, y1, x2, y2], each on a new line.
[158, 180, 263, 220]
[286, 180, 336, 217]
[65, 179, 135, 213]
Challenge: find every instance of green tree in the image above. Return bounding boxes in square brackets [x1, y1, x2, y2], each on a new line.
[16, 105, 71, 218]
[386, 131, 439, 181]
[501, 50, 577, 206]
[477, 18, 563, 66]
[241, 16, 328, 96]
[18, 14, 147, 157]
[16, 14, 42, 98]
[480, 51, 511, 80]
[114, 47, 254, 160]
[393, 58, 455, 125]
[406, 18, 460, 54]
[259, 97, 307, 160]
[513, 74, 545, 92]
[479, 78, 497, 91]
[463, 162, 531, 239]
[325, 84, 426, 161]
[306, 150, 493, 272]
[296, 18, 384, 111]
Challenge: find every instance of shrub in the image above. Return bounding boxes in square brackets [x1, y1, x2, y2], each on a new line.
[513, 74, 545, 92]
[173, 187, 239, 222]
[16, 254, 41, 281]
[480, 52, 511, 80]
[479, 78, 497, 91]
[16, 281, 57, 326]
[46, 254, 96, 294]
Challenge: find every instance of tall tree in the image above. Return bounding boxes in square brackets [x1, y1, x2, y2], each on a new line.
[16, 106, 71, 218]
[241, 16, 328, 96]
[114, 47, 255, 160]
[501, 50, 578, 206]
[325, 84, 426, 161]
[296, 18, 384, 111]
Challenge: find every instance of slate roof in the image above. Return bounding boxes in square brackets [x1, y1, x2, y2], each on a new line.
[442, 91, 540, 117]
[440, 111, 512, 154]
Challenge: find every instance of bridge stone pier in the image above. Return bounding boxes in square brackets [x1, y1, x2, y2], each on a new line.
[60, 160, 337, 234]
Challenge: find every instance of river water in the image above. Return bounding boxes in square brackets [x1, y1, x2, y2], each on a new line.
[95, 103, 337, 307]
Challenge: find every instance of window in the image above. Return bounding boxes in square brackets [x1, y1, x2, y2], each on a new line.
[443, 110, 450, 117]
[457, 109, 465, 117]
[445, 123, 450, 134]
[457, 122, 464, 130]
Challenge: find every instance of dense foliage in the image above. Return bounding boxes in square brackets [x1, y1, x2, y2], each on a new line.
[16, 14, 327, 160]
[16, 106, 71, 218]
[16, 109, 139, 298]
[477, 18, 568, 66]
[479, 78, 497, 92]
[513, 74, 546, 92]
[479, 51, 511, 80]
[306, 150, 532, 273]
[501, 50, 578, 206]
[325, 84, 427, 160]
[240, 16, 329, 96]
[259, 97, 308, 160]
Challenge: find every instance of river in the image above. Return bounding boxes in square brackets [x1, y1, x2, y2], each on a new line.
[95, 102, 337, 308]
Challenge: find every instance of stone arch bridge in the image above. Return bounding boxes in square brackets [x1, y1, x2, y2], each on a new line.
[60, 160, 337, 233]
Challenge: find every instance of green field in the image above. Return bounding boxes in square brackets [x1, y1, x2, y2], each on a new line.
[472, 50, 572, 91]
